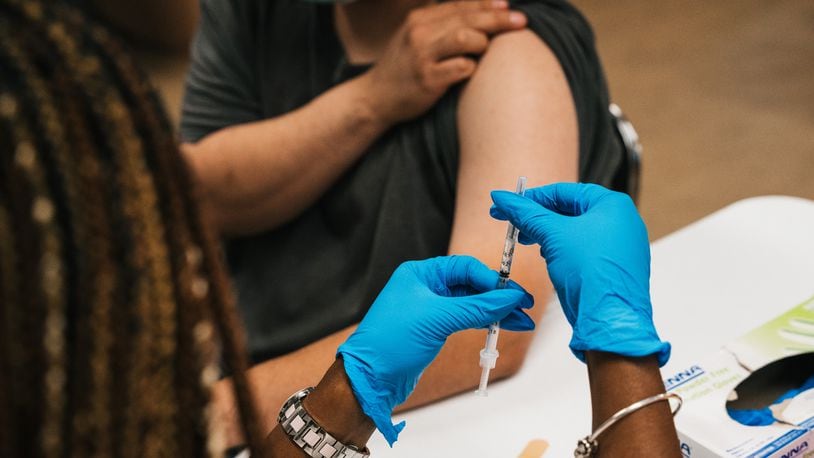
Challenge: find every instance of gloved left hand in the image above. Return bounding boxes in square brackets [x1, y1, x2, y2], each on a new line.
[337, 255, 535, 446]
[489, 183, 670, 365]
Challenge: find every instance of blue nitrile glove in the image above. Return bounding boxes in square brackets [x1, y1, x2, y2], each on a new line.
[337, 255, 535, 445]
[489, 182, 670, 366]
[727, 374, 814, 426]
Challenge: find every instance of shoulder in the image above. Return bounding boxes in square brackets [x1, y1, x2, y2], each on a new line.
[466, 0, 601, 93]
[454, 27, 578, 178]
[474, 28, 565, 85]
[457, 28, 573, 126]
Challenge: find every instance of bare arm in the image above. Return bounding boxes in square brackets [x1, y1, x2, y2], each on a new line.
[586, 352, 681, 457]
[183, 75, 390, 236]
[399, 28, 578, 409]
[257, 242, 678, 457]
[184, 2, 528, 236]
[214, 26, 577, 448]
[256, 332, 683, 457]
[214, 326, 356, 447]
[266, 359, 374, 456]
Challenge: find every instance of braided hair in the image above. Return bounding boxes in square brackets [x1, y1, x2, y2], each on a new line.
[0, 1, 267, 456]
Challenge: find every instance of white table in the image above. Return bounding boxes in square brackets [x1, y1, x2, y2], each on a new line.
[368, 196, 814, 457]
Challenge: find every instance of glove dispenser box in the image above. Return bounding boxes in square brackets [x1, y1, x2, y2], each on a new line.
[664, 296, 814, 458]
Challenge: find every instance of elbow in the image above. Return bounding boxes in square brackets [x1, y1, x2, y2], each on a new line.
[180, 142, 295, 236]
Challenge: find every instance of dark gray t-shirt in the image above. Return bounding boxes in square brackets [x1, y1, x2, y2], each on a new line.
[181, 0, 624, 363]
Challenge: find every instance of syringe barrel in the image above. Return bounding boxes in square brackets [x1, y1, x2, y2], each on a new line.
[484, 323, 500, 352]
[476, 176, 527, 397]
[497, 177, 527, 280]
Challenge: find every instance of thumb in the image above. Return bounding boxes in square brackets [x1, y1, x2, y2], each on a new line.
[499, 308, 536, 331]
[491, 190, 562, 247]
[522, 182, 609, 216]
[449, 288, 533, 331]
[441, 255, 499, 293]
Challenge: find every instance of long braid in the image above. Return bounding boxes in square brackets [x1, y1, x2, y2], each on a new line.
[0, 65, 67, 458]
[77, 15, 268, 458]
[0, 198, 12, 457]
[94, 28, 270, 457]
[0, 16, 116, 457]
[0, 1, 269, 456]
[73, 10, 269, 455]
[0, 102, 32, 458]
[0, 8, 167, 454]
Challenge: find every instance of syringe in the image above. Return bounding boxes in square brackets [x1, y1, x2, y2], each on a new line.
[476, 176, 527, 397]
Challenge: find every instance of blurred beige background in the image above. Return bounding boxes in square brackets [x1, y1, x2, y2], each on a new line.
[138, 0, 814, 240]
[574, 0, 814, 238]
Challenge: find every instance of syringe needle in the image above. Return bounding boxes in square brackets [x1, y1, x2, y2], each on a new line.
[476, 176, 527, 397]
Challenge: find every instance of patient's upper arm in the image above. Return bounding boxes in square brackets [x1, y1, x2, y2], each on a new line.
[449, 29, 578, 318]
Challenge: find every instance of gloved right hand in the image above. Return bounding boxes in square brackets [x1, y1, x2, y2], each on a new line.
[362, 1, 527, 125]
[490, 183, 670, 365]
[337, 255, 534, 446]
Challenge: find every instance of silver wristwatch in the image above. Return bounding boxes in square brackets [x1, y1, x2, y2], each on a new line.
[278, 387, 370, 458]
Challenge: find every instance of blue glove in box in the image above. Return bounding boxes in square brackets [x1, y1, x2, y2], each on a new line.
[664, 295, 814, 458]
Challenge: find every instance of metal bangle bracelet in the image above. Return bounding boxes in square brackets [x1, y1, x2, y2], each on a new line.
[574, 392, 683, 457]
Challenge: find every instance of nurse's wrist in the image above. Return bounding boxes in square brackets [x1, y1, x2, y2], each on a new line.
[301, 358, 375, 448]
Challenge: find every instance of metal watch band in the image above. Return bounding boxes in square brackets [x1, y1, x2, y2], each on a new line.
[278, 387, 370, 458]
